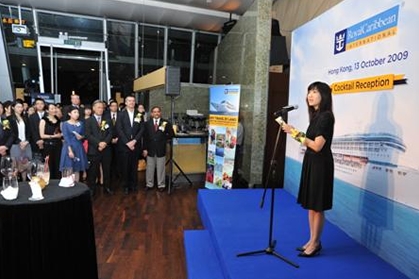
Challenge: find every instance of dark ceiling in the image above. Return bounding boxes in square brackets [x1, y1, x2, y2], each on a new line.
[0, 0, 255, 32]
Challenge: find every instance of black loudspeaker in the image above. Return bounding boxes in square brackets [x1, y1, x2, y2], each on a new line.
[270, 19, 289, 66]
[165, 66, 181, 96]
[270, 35, 289, 66]
[271, 19, 282, 36]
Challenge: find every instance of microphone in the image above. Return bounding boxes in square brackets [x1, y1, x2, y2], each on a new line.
[273, 105, 299, 116]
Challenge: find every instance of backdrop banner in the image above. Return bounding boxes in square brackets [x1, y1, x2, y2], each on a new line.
[285, 1, 419, 277]
[286, 0, 418, 209]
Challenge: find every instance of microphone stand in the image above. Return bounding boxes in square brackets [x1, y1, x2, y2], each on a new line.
[236, 117, 299, 268]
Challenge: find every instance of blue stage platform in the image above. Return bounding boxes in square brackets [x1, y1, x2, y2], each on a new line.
[184, 189, 410, 279]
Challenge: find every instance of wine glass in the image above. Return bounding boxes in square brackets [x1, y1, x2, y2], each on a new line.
[2, 176, 19, 200]
[27, 160, 48, 189]
[0, 156, 18, 178]
[37, 161, 50, 186]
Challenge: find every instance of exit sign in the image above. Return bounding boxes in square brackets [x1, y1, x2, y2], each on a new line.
[64, 39, 82, 47]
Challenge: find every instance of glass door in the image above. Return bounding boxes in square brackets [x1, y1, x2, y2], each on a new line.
[39, 46, 105, 105]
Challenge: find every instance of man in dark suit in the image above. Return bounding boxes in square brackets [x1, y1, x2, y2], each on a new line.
[62, 94, 85, 121]
[28, 98, 45, 160]
[85, 100, 113, 197]
[116, 95, 144, 194]
[142, 106, 174, 192]
[107, 100, 120, 183]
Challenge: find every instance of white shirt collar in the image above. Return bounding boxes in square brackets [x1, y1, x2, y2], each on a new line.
[127, 110, 134, 125]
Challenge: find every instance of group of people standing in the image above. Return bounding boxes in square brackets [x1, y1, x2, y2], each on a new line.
[0, 94, 174, 196]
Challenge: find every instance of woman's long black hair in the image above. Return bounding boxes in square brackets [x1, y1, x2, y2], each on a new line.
[306, 81, 333, 121]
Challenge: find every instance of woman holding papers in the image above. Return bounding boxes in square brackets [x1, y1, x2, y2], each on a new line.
[59, 107, 88, 181]
[281, 81, 335, 257]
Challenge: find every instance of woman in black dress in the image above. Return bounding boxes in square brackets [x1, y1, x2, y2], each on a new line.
[282, 81, 335, 257]
[39, 103, 62, 179]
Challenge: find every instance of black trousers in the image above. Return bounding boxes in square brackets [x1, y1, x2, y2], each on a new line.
[118, 148, 138, 190]
[110, 143, 120, 182]
[87, 147, 112, 191]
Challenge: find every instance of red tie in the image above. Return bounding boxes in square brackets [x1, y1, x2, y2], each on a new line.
[154, 120, 158, 131]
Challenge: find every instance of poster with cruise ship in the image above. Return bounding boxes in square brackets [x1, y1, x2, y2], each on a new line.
[205, 85, 241, 189]
[285, 0, 419, 210]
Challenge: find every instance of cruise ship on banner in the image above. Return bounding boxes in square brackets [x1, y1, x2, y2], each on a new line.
[327, 132, 419, 209]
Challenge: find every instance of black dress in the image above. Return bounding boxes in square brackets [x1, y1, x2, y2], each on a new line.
[298, 111, 335, 211]
[42, 116, 62, 179]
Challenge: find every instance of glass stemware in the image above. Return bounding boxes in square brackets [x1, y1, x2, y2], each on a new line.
[0, 156, 18, 178]
[27, 159, 50, 189]
[1, 176, 19, 200]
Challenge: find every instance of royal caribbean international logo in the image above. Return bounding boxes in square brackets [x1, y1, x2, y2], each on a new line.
[334, 5, 400, 54]
[334, 30, 347, 54]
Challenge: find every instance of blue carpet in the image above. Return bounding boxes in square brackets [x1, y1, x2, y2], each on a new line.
[184, 230, 224, 279]
[185, 189, 410, 279]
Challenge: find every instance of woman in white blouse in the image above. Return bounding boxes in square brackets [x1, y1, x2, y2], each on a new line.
[8, 100, 32, 180]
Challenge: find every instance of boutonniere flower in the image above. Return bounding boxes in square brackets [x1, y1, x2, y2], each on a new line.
[134, 113, 143, 123]
[2, 119, 10, 130]
[159, 121, 168, 132]
[75, 122, 81, 127]
[100, 120, 109, 131]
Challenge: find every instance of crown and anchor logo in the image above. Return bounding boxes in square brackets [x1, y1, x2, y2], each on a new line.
[334, 31, 346, 54]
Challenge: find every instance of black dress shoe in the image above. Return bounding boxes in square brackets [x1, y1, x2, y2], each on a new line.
[144, 187, 152, 191]
[158, 187, 165, 192]
[296, 246, 306, 252]
[298, 243, 322, 257]
[296, 241, 321, 252]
